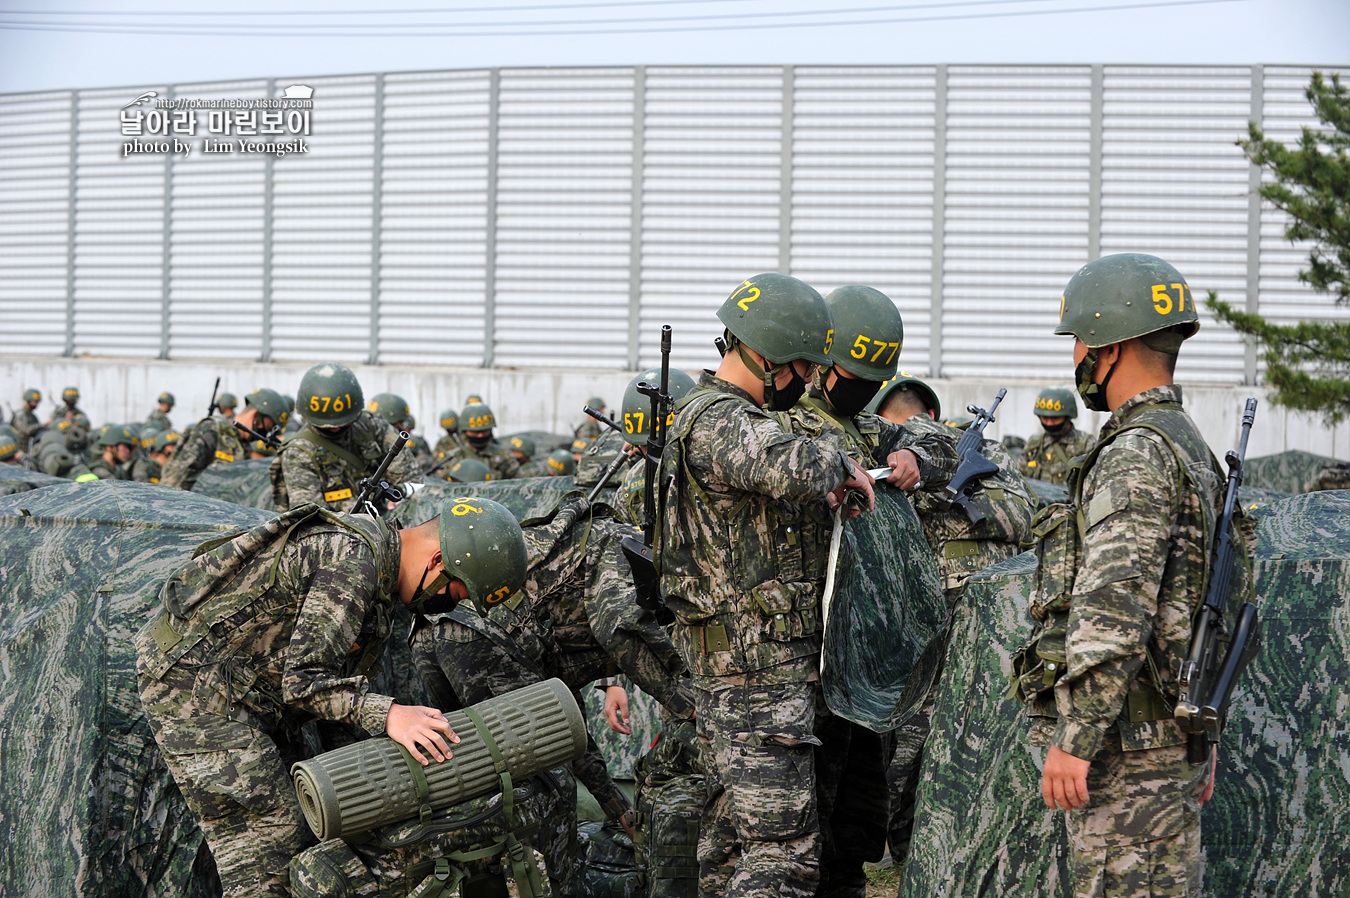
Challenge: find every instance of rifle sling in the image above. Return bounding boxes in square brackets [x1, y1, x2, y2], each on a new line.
[290, 425, 368, 471]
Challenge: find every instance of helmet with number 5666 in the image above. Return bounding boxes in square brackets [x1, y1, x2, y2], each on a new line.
[297, 363, 364, 427]
[438, 495, 527, 616]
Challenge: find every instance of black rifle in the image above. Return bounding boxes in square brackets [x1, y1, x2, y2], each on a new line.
[206, 377, 221, 418]
[583, 405, 625, 437]
[587, 449, 634, 503]
[1175, 398, 1261, 758]
[352, 429, 410, 517]
[621, 325, 672, 620]
[233, 419, 283, 451]
[941, 388, 1007, 524]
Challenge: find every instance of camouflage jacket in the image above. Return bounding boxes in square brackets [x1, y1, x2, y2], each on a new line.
[1052, 385, 1251, 759]
[145, 409, 174, 432]
[408, 434, 434, 471]
[433, 433, 463, 467]
[137, 506, 400, 736]
[657, 373, 858, 686]
[88, 454, 119, 481]
[162, 416, 247, 491]
[271, 411, 421, 513]
[615, 460, 646, 527]
[900, 413, 1035, 593]
[455, 440, 521, 481]
[575, 431, 629, 490]
[121, 453, 154, 483]
[10, 407, 40, 447]
[1018, 423, 1096, 485]
[574, 418, 602, 443]
[516, 459, 550, 478]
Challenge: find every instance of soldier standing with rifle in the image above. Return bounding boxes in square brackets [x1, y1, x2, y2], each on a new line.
[1011, 254, 1257, 897]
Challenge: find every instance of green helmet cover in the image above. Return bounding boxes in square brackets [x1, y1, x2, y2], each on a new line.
[0, 429, 18, 461]
[447, 458, 493, 483]
[62, 387, 79, 404]
[571, 438, 589, 454]
[157, 391, 175, 406]
[508, 434, 536, 459]
[367, 392, 410, 428]
[153, 431, 181, 453]
[587, 396, 606, 409]
[245, 388, 290, 427]
[98, 425, 136, 448]
[547, 449, 575, 475]
[438, 495, 528, 615]
[462, 404, 496, 433]
[824, 286, 905, 381]
[23, 389, 41, 403]
[717, 273, 835, 366]
[866, 371, 941, 420]
[217, 392, 237, 409]
[298, 363, 364, 427]
[1056, 253, 1200, 350]
[464, 394, 485, 405]
[439, 408, 459, 431]
[621, 367, 697, 447]
[1033, 386, 1078, 419]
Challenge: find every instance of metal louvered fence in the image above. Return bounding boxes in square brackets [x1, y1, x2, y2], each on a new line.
[1, 64, 1347, 383]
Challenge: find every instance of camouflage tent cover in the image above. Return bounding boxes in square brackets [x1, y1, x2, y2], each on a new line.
[0, 481, 270, 898]
[822, 485, 947, 732]
[0, 463, 66, 495]
[190, 456, 276, 510]
[900, 491, 1350, 898]
[1243, 449, 1348, 494]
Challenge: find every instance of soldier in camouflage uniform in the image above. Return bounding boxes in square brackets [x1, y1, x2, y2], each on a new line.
[507, 434, 542, 475]
[779, 287, 960, 898]
[1017, 254, 1250, 898]
[0, 424, 27, 467]
[146, 391, 176, 432]
[145, 430, 180, 483]
[404, 414, 434, 470]
[869, 371, 1035, 866]
[432, 408, 463, 472]
[271, 365, 419, 513]
[454, 403, 521, 480]
[136, 496, 527, 898]
[1018, 386, 1097, 485]
[612, 367, 699, 527]
[52, 386, 85, 423]
[1304, 463, 1350, 492]
[658, 274, 909, 898]
[573, 395, 607, 444]
[89, 425, 144, 481]
[410, 496, 694, 854]
[217, 392, 238, 419]
[165, 389, 288, 492]
[10, 388, 42, 450]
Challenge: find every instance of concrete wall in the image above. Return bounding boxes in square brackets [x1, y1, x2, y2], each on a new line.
[3, 355, 1348, 461]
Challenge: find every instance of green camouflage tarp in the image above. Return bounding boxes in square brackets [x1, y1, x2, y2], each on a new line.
[1024, 477, 1069, 508]
[0, 481, 270, 898]
[501, 431, 575, 456]
[190, 456, 276, 510]
[390, 477, 580, 529]
[0, 464, 66, 495]
[1243, 450, 1348, 494]
[900, 491, 1350, 898]
[582, 684, 661, 781]
[822, 485, 947, 732]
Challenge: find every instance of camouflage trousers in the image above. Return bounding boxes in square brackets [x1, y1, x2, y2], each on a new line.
[1045, 734, 1207, 898]
[814, 712, 890, 898]
[695, 680, 823, 898]
[138, 668, 312, 898]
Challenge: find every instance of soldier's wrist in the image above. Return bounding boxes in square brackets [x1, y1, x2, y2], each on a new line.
[357, 692, 396, 736]
[1051, 716, 1103, 760]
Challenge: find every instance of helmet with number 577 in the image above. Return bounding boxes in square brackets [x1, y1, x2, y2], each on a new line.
[823, 285, 905, 381]
[621, 367, 697, 447]
[1055, 253, 1200, 350]
[438, 495, 527, 616]
[297, 362, 364, 427]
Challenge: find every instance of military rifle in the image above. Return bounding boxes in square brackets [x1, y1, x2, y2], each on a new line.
[941, 387, 1006, 524]
[587, 449, 634, 503]
[352, 429, 410, 517]
[621, 325, 672, 620]
[1175, 398, 1260, 760]
[232, 419, 283, 451]
[583, 405, 625, 438]
[206, 377, 222, 418]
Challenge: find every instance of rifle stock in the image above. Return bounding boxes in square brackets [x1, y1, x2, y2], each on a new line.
[627, 325, 673, 620]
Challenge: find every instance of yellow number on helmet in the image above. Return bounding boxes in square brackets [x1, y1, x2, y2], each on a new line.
[451, 502, 484, 516]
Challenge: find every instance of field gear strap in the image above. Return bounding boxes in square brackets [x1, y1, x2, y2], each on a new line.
[291, 424, 367, 472]
[463, 707, 545, 898]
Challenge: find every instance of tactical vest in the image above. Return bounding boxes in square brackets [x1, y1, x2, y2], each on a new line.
[141, 505, 395, 717]
[658, 389, 831, 678]
[193, 415, 246, 464]
[270, 424, 372, 510]
[1009, 401, 1228, 747]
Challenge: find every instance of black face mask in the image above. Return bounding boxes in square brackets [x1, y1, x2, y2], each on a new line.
[1041, 419, 1071, 437]
[766, 363, 808, 412]
[1074, 347, 1116, 413]
[408, 564, 459, 615]
[465, 433, 492, 449]
[823, 370, 882, 418]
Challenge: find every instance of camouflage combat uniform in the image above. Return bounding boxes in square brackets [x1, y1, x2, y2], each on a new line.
[271, 411, 421, 512]
[1305, 463, 1350, 492]
[574, 430, 630, 490]
[432, 432, 463, 469]
[10, 406, 41, 449]
[455, 439, 521, 481]
[1018, 423, 1097, 485]
[146, 408, 175, 432]
[886, 411, 1036, 864]
[135, 506, 401, 898]
[614, 460, 646, 527]
[783, 394, 960, 896]
[574, 417, 602, 444]
[1024, 385, 1252, 898]
[516, 459, 551, 478]
[162, 416, 248, 491]
[407, 433, 434, 471]
[122, 452, 155, 483]
[87, 454, 120, 481]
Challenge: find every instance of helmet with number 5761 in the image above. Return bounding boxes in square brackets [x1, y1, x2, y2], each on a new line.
[297, 362, 364, 427]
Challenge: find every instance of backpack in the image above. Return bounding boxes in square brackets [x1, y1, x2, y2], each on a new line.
[631, 722, 705, 898]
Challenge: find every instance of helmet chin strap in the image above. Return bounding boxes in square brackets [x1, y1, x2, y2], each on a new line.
[733, 338, 783, 410]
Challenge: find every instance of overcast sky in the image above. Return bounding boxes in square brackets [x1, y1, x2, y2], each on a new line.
[0, 0, 1346, 94]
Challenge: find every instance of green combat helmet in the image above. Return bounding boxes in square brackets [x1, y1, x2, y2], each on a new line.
[439, 408, 459, 433]
[0, 425, 19, 461]
[153, 431, 181, 453]
[217, 392, 237, 412]
[367, 393, 410, 428]
[508, 434, 536, 460]
[157, 392, 175, 407]
[622, 367, 697, 447]
[1056, 253, 1199, 411]
[98, 425, 137, 448]
[943, 415, 974, 430]
[23, 389, 41, 404]
[245, 388, 290, 427]
[587, 396, 606, 411]
[62, 387, 79, 406]
[140, 422, 163, 448]
[867, 371, 941, 420]
[547, 449, 575, 475]
[717, 273, 834, 410]
[464, 394, 485, 406]
[298, 363, 364, 427]
[823, 285, 905, 381]
[447, 458, 493, 483]
[437, 495, 528, 615]
[570, 438, 589, 455]
[1032, 386, 1079, 419]
[462, 404, 496, 433]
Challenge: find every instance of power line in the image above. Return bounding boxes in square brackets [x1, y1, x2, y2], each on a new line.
[0, 0, 1245, 37]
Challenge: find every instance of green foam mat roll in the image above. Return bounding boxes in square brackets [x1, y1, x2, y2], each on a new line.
[292, 677, 587, 840]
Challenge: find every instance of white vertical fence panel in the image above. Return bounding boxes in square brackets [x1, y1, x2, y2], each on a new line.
[1101, 66, 1253, 384]
[942, 66, 1092, 379]
[380, 70, 491, 367]
[168, 79, 269, 360]
[493, 68, 634, 368]
[270, 75, 375, 362]
[0, 90, 70, 355]
[791, 67, 936, 375]
[639, 67, 784, 372]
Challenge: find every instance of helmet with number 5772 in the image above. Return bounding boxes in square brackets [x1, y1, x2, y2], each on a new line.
[297, 362, 364, 427]
[1055, 253, 1200, 349]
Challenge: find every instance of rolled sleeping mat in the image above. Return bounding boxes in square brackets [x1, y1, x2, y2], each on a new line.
[292, 677, 587, 841]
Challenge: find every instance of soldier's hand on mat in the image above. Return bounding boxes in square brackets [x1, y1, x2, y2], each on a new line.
[828, 460, 874, 516]
[1199, 746, 1217, 805]
[603, 685, 631, 735]
[1042, 745, 1091, 810]
[387, 703, 459, 765]
[885, 449, 922, 490]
